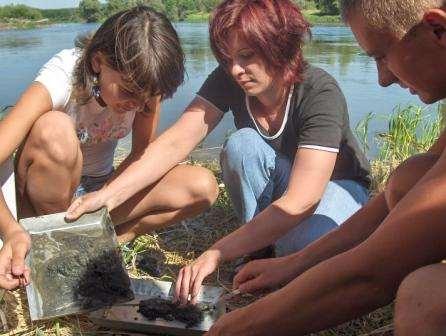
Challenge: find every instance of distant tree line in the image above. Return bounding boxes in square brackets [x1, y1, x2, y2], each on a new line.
[77, 0, 339, 22]
[0, 0, 339, 24]
[78, 0, 222, 22]
[0, 4, 79, 22]
[0, 4, 43, 20]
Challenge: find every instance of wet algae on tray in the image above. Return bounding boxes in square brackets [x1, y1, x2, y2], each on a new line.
[138, 298, 205, 328]
[30, 230, 133, 317]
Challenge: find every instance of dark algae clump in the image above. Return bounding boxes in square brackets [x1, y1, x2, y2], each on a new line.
[30, 230, 133, 317]
[135, 250, 164, 277]
[138, 298, 204, 328]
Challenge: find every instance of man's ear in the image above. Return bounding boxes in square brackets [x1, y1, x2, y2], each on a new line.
[423, 8, 446, 46]
[91, 52, 102, 73]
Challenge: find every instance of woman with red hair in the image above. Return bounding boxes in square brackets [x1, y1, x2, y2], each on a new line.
[173, 0, 370, 304]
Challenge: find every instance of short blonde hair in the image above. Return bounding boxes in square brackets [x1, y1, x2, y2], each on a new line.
[340, 0, 445, 36]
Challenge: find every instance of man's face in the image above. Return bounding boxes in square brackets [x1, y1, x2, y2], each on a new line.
[348, 10, 446, 104]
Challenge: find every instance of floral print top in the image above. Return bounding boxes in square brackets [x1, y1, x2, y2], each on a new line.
[68, 99, 136, 145]
[35, 48, 136, 176]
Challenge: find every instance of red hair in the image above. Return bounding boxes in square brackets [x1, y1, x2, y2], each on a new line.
[209, 0, 311, 85]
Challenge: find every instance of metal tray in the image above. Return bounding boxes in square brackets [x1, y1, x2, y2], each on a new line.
[20, 208, 134, 321]
[89, 278, 226, 336]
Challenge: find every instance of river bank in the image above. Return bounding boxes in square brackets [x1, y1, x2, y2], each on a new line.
[183, 9, 342, 25]
[0, 9, 342, 31]
[0, 17, 53, 30]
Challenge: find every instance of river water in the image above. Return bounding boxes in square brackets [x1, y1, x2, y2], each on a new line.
[0, 22, 436, 157]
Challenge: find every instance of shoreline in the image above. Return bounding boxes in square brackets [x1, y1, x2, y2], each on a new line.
[0, 18, 56, 31]
[0, 11, 343, 31]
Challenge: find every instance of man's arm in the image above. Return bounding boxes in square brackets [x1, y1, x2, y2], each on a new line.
[208, 151, 446, 336]
[234, 192, 389, 292]
[282, 192, 388, 277]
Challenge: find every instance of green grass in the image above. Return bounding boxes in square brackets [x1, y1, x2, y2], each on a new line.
[356, 104, 444, 191]
[184, 11, 210, 22]
[376, 104, 442, 162]
[302, 9, 342, 25]
[182, 9, 342, 25]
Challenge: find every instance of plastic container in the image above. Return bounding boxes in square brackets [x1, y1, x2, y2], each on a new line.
[20, 208, 134, 321]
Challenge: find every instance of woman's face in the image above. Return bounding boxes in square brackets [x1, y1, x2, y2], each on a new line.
[91, 54, 142, 114]
[226, 32, 278, 97]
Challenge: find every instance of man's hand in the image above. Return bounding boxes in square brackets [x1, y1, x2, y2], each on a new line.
[174, 250, 221, 305]
[233, 256, 297, 293]
[0, 228, 31, 290]
[205, 307, 253, 336]
[66, 190, 108, 221]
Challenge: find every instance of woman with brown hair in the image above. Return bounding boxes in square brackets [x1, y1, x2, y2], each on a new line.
[0, 6, 218, 290]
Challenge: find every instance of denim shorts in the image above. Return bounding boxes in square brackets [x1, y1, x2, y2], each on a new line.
[73, 171, 114, 198]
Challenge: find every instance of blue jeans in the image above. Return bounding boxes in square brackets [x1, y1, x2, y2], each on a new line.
[220, 128, 369, 257]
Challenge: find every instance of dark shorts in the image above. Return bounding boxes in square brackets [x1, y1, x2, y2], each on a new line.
[73, 171, 114, 198]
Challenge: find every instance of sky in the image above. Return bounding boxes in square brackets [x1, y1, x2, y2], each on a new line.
[0, 0, 96, 9]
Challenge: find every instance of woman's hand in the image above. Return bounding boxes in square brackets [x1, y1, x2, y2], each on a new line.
[66, 190, 108, 221]
[174, 250, 222, 305]
[0, 228, 31, 290]
[233, 256, 297, 293]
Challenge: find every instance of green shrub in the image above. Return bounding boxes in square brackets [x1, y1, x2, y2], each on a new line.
[0, 4, 43, 20]
[79, 0, 102, 22]
[356, 104, 445, 191]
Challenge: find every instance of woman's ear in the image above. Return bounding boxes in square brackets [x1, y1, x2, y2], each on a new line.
[423, 8, 446, 47]
[91, 52, 102, 73]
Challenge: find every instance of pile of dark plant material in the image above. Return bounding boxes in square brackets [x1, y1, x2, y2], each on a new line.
[135, 250, 164, 277]
[31, 231, 133, 317]
[138, 298, 204, 328]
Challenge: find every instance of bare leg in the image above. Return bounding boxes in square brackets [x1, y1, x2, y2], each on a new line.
[395, 263, 446, 336]
[112, 164, 219, 243]
[15, 111, 82, 217]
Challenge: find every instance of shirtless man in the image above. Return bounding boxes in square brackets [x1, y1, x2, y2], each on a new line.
[206, 1, 446, 335]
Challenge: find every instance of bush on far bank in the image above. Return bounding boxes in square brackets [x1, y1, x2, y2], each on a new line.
[0, 4, 42, 20]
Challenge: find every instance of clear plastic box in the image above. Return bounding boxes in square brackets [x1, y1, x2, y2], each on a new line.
[20, 208, 134, 320]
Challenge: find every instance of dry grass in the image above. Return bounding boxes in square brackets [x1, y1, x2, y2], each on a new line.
[2, 207, 394, 336]
[8, 124, 426, 336]
[2, 156, 397, 336]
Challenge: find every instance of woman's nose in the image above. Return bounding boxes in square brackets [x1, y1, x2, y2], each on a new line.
[231, 62, 245, 78]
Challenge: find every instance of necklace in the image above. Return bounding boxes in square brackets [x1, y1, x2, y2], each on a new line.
[246, 84, 295, 140]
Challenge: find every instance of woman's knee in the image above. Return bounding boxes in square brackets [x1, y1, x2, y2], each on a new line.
[385, 154, 438, 210]
[221, 128, 266, 168]
[28, 111, 80, 167]
[181, 165, 219, 207]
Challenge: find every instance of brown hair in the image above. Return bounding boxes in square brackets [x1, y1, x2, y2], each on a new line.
[209, 0, 311, 86]
[72, 6, 184, 111]
[340, 0, 445, 36]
